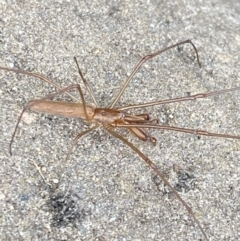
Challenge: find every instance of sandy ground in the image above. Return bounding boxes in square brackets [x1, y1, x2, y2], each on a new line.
[0, 1, 240, 240]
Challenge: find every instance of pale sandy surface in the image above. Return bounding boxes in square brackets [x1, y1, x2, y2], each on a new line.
[0, 1, 240, 241]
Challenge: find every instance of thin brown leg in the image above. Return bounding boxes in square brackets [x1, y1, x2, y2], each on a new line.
[106, 127, 208, 241]
[0, 66, 79, 101]
[116, 123, 240, 140]
[65, 125, 99, 162]
[74, 57, 99, 107]
[110, 40, 200, 108]
[1, 59, 99, 107]
[118, 86, 240, 111]
[9, 103, 36, 155]
[59, 125, 99, 182]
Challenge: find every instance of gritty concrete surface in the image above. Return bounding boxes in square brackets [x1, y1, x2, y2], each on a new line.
[0, 1, 240, 240]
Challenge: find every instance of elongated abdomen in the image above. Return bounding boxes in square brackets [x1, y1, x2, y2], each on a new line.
[29, 100, 95, 120]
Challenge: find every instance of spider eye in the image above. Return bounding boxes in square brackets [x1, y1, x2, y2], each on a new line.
[100, 110, 106, 115]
